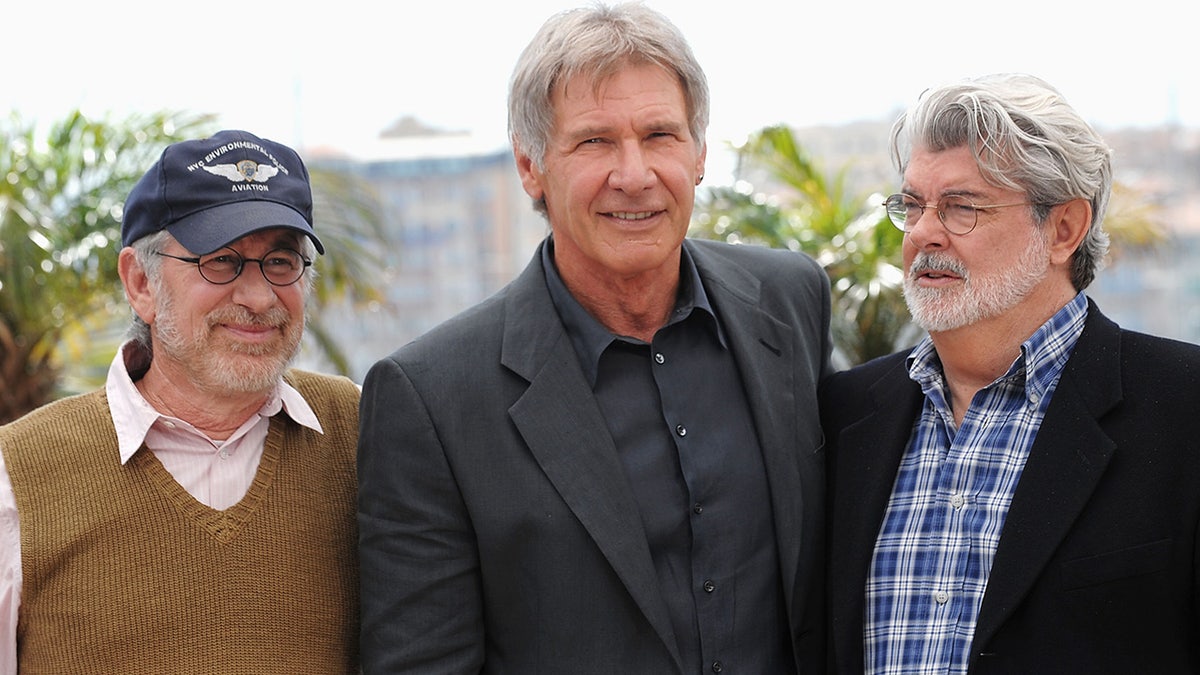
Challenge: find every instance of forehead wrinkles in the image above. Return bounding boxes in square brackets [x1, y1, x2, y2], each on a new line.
[552, 68, 687, 147]
[903, 147, 997, 200]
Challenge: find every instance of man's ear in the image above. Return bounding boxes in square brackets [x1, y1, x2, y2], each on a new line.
[1048, 198, 1093, 265]
[513, 142, 546, 204]
[118, 247, 157, 325]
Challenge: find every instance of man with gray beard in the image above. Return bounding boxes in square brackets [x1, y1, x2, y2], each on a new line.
[0, 130, 361, 673]
[821, 74, 1200, 673]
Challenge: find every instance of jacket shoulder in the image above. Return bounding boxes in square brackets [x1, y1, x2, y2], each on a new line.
[825, 350, 911, 391]
[820, 350, 912, 426]
[688, 237, 824, 276]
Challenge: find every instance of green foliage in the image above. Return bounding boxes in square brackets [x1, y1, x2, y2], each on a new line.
[692, 125, 920, 367]
[1, 110, 216, 421]
[304, 166, 390, 375]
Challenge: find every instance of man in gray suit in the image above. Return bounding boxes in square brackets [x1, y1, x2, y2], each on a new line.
[356, 4, 832, 673]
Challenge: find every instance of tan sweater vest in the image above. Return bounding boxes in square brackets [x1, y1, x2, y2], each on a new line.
[0, 369, 361, 674]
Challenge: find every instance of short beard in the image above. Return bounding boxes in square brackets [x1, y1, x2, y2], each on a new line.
[153, 290, 301, 395]
[903, 229, 1050, 333]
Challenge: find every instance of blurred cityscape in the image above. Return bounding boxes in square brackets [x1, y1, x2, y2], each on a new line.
[297, 117, 1200, 381]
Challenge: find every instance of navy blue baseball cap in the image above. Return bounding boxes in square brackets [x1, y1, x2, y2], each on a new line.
[122, 129, 324, 255]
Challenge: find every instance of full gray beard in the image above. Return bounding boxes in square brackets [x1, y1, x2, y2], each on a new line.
[903, 235, 1050, 333]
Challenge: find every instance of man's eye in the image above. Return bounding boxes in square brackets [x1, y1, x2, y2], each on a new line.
[203, 255, 239, 268]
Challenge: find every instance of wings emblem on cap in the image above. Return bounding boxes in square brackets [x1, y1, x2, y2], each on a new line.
[203, 159, 281, 182]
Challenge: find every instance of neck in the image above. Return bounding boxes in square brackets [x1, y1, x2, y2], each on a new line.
[557, 256, 682, 343]
[136, 363, 272, 441]
[566, 275, 677, 342]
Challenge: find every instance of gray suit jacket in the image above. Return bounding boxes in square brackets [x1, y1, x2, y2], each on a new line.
[823, 301, 1200, 673]
[358, 237, 831, 673]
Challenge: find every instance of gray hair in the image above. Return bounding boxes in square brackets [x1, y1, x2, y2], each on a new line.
[889, 73, 1112, 290]
[124, 230, 318, 351]
[507, 2, 710, 175]
[126, 230, 170, 351]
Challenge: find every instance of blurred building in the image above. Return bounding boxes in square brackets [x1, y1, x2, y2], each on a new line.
[300, 120, 547, 380]
[1084, 124, 1200, 343]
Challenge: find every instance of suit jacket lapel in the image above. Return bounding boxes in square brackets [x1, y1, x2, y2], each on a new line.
[690, 243, 806, 595]
[830, 355, 923, 664]
[972, 305, 1122, 650]
[500, 245, 683, 670]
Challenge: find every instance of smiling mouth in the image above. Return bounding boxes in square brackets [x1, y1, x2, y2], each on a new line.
[607, 211, 659, 221]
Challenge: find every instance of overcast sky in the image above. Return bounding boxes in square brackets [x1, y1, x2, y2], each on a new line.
[7, 0, 1192, 185]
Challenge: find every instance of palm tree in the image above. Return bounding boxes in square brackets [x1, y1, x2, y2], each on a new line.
[691, 124, 1166, 369]
[0, 110, 389, 423]
[692, 125, 918, 369]
[304, 162, 390, 374]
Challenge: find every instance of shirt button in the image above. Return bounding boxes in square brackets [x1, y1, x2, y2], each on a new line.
[935, 591, 949, 605]
[654, 352, 665, 364]
[693, 503, 704, 515]
[712, 661, 723, 673]
[949, 494, 965, 509]
[675, 424, 687, 437]
[703, 579, 716, 593]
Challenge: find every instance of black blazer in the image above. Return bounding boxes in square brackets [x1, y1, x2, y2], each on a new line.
[358, 238, 831, 673]
[822, 300, 1200, 673]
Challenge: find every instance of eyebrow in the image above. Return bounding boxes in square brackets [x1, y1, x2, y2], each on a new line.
[264, 231, 304, 249]
[901, 187, 991, 201]
[562, 116, 688, 143]
[640, 118, 688, 137]
[564, 123, 613, 142]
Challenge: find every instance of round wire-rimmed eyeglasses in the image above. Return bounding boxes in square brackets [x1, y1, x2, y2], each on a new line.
[882, 193, 1036, 235]
[155, 247, 311, 286]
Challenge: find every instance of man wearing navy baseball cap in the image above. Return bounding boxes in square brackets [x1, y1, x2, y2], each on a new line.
[0, 130, 360, 673]
[122, 129, 325, 255]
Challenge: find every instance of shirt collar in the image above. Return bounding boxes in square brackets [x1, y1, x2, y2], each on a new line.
[542, 237, 724, 387]
[105, 340, 324, 465]
[907, 291, 1089, 404]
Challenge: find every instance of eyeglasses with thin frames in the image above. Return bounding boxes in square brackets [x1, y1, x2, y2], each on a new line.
[883, 193, 1036, 235]
[155, 247, 312, 286]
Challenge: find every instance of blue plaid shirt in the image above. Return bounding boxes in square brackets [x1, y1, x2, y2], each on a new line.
[864, 292, 1089, 674]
